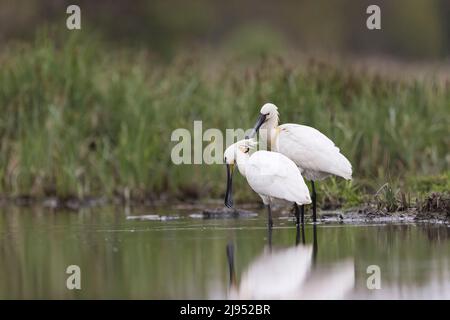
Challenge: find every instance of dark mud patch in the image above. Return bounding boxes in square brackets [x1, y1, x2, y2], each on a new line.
[190, 207, 259, 219]
[126, 214, 180, 221]
[320, 208, 418, 224]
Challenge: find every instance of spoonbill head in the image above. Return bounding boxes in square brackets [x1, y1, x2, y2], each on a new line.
[247, 103, 279, 139]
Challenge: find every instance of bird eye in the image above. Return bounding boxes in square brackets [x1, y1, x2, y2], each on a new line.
[244, 147, 250, 153]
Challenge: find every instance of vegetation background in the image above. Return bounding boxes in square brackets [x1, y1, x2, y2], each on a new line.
[0, 0, 448, 208]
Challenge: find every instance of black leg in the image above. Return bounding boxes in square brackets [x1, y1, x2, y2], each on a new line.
[294, 203, 300, 226]
[268, 225, 273, 250]
[294, 203, 305, 225]
[226, 243, 236, 287]
[295, 223, 300, 245]
[267, 204, 273, 250]
[301, 222, 306, 244]
[300, 205, 305, 224]
[312, 224, 318, 266]
[295, 221, 306, 246]
[311, 181, 317, 223]
[295, 204, 301, 245]
[267, 204, 273, 228]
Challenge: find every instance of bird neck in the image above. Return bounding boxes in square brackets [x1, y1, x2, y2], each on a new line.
[262, 114, 279, 130]
[260, 115, 279, 151]
[236, 151, 249, 177]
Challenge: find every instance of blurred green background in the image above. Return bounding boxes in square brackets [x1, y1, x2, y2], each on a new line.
[0, 0, 448, 204]
[1, 0, 449, 59]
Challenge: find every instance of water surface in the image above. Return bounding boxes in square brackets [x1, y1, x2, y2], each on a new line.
[0, 206, 449, 299]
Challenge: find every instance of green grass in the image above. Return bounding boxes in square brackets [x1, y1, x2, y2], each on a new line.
[0, 30, 448, 205]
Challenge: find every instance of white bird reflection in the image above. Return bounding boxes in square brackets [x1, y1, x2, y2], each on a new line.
[226, 226, 355, 300]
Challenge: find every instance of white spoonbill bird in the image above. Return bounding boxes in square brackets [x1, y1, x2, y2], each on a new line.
[224, 139, 311, 227]
[247, 103, 352, 222]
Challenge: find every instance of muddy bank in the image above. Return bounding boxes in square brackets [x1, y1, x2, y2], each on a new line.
[192, 205, 449, 224]
[320, 207, 449, 224]
[194, 193, 449, 224]
[194, 192, 449, 224]
[0, 192, 448, 224]
[313, 193, 448, 224]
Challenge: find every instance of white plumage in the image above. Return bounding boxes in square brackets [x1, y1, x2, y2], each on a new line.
[223, 139, 311, 226]
[249, 103, 353, 222]
[245, 151, 312, 206]
[276, 124, 352, 181]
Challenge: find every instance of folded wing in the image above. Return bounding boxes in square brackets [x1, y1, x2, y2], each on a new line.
[246, 151, 311, 205]
[278, 124, 352, 180]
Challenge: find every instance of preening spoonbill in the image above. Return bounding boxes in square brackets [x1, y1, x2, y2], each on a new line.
[248, 103, 352, 222]
[224, 139, 311, 227]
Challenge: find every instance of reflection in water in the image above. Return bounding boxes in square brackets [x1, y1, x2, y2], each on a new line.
[226, 226, 355, 299]
[1, 206, 450, 299]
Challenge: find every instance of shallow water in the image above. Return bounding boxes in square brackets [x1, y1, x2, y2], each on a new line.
[0, 206, 449, 299]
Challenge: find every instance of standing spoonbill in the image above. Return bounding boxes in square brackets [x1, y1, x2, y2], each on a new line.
[247, 103, 352, 223]
[224, 139, 311, 227]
